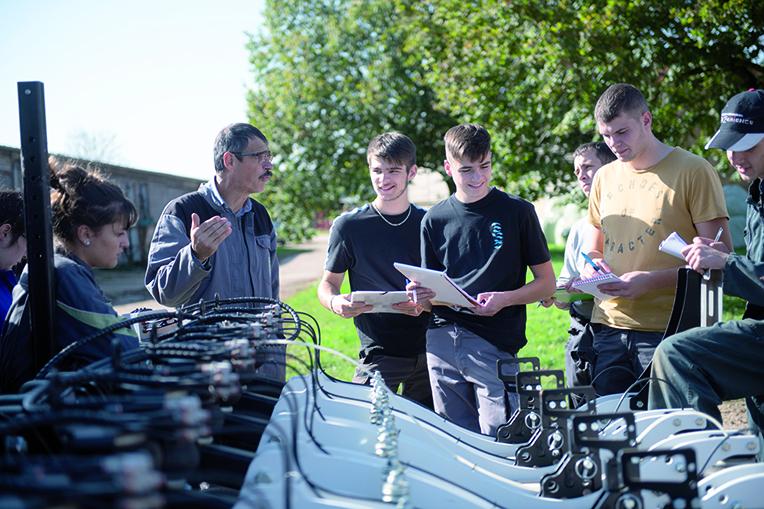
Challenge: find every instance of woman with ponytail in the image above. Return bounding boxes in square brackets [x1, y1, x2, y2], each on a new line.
[0, 159, 139, 393]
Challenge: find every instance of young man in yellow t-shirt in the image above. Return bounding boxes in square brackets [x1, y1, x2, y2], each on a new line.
[582, 83, 731, 396]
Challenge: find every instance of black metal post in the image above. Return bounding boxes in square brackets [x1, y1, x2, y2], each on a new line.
[17, 81, 56, 371]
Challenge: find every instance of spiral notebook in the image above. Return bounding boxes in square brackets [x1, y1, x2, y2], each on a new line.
[570, 272, 622, 301]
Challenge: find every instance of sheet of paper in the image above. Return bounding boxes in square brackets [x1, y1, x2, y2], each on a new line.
[350, 291, 409, 314]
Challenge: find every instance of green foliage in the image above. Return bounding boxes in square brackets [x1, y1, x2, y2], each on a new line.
[395, 0, 764, 196]
[248, 0, 456, 242]
[249, 1, 763, 241]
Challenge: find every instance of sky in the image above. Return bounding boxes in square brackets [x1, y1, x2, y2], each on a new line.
[0, 0, 266, 181]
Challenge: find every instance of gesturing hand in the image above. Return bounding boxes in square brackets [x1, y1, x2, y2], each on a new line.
[190, 213, 232, 262]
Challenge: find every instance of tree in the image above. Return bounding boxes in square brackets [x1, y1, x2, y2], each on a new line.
[249, 0, 764, 239]
[65, 129, 121, 164]
[247, 0, 456, 241]
[395, 0, 764, 196]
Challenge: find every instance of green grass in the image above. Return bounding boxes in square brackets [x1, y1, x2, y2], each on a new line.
[283, 246, 748, 382]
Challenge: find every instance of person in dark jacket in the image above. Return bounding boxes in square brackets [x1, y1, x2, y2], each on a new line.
[0, 190, 26, 324]
[648, 90, 764, 435]
[0, 160, 138, 393]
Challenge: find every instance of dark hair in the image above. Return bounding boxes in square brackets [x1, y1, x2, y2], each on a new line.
[0, 190, 24, 243]
[573, 141, 616, 165]
[213, 123, 268, 172]
[444, 124, 491, 162]
[594, 83, 649, 123]
[367, 132, 416, 168]
[49, 158, 137, 243]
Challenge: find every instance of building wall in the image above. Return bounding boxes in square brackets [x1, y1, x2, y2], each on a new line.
[0, 145, 203, 264]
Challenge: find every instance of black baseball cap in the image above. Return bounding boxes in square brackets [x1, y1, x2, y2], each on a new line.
[706, 89, 764, 151]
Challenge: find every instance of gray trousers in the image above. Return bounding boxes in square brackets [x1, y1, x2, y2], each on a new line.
[353, 351, 433, 408]
[426, 324, 519, 436]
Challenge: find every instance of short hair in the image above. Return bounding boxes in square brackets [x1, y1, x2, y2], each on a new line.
[0, 190, 24, 243]
[213, 123, 268, 172]
[49, 158, 137, 244]
[594, 83, 649, 123]
[367, 132, 416, 168]
[573, 141, 616, 165]
[444, 124, 491, 162]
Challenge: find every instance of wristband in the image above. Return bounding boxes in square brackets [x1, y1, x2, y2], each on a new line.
[330, 295, 339, 314]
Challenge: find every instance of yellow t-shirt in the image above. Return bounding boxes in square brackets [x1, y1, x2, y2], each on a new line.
[587, 148, 728, 331]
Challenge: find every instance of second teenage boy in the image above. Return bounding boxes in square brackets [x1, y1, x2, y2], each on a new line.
[318, 132, 432, 407]
[411, 124, 555, 435]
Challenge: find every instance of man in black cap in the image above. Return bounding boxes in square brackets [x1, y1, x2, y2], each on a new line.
[648, 89, 764, 434]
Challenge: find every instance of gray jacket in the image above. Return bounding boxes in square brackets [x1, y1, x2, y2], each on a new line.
[145, 179, 279, 307]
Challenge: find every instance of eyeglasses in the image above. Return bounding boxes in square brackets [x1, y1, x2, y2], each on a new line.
[231, 149, 272, 163]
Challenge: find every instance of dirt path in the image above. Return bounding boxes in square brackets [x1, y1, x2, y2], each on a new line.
[108, 233, 328, 315]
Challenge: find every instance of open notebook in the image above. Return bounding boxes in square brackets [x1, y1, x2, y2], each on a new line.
[571, 272, 622, 301]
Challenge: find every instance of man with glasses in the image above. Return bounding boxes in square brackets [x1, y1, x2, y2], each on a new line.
[145, 123, 283, 380]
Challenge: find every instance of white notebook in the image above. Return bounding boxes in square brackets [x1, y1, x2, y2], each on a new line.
[658, 231, 688, 260]
[393, 263, 479, 308]
[350, 291, 409, 314]
[571, 272, 623, 301]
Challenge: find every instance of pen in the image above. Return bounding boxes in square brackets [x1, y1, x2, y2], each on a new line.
[580, 252, 602, 273]
[713, 227, 723, 243]
[406, 278, 418, 304]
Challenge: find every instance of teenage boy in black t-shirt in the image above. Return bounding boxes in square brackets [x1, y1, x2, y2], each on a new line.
[409, 124, 555, 435]
[318, 132, 432, 407]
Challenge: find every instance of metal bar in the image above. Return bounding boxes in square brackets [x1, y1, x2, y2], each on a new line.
[17, 81, 56, 371]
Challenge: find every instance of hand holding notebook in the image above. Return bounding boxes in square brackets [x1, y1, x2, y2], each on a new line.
[571, 272, 623, 300]
[349, 291, 409, 314]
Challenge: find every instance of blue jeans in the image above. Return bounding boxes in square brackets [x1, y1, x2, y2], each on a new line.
[592, 324, 662, 396]
[426, 324, 519, 436]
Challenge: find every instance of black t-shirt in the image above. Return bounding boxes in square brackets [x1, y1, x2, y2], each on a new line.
[421, 188, 550, 353]
[325, 204, 429, 357]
